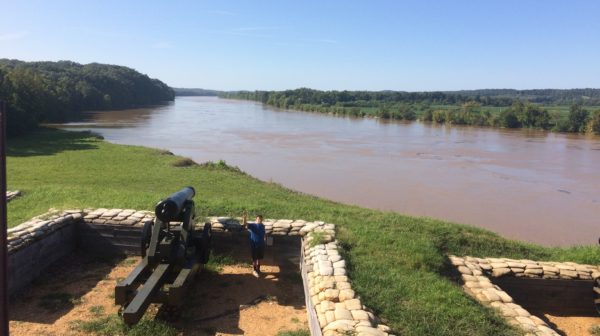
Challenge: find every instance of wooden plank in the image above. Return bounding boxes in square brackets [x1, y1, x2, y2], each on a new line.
[123, 263, 170, 325]
[115, 257, 150, 305]
[166, 263, 200, 306]
[147, 220, 163, 262]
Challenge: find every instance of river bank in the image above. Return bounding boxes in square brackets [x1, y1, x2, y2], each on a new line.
[6, 128, 600, 335]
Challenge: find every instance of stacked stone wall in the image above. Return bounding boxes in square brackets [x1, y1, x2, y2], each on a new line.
[450, 255, 600, 336]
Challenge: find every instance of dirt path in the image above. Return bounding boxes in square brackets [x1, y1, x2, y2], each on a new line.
[9, 245, 307, 336]
[531, 311, 600, 336]
[179, 264, 307, 335]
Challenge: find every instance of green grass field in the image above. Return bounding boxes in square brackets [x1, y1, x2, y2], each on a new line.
[7, 129, 600, 336]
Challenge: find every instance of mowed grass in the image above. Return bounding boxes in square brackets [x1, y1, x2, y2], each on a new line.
[7, 129, 600, 336]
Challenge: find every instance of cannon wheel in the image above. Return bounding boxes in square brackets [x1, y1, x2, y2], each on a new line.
[140, 220, 152, 257]
[196, 223, 211, 264]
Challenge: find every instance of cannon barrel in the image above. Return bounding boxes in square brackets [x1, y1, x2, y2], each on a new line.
[155, 186, 195, 222]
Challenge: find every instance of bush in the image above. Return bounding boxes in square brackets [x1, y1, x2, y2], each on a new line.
[198, 159, 243, 173]
[553, 119, 570, 132]
[171, 157, 197, 167]
[519, 104, 551, 129]
[586, 109, 600, 135]
[422, 109, 433, 121]
[499, 109, 522, 128]
[377, 106, 391, 119]
[567, 104, 589, 132]
[398, 105, 417, 120]
[431, 110, 447, 123]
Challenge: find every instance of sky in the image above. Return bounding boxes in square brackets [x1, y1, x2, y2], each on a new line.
[1, 0, 600, 91]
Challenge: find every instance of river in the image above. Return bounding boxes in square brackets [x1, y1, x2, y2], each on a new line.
[60, 96, 600, 246]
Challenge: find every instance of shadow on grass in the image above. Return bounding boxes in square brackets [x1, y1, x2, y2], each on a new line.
[7, 128, 99, 157]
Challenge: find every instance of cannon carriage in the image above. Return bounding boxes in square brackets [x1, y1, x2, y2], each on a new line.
[115, 187, 211, 325]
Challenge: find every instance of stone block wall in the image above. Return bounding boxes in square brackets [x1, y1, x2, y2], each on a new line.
[6, 210, 82, 294]
[450, 255, 600, 336]
[6, 210, 83, 255]
[83, 208, 155, 226]
[302, 235, 392, 336]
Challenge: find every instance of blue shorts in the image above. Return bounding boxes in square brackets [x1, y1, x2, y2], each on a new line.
[251, 243, 265, 260]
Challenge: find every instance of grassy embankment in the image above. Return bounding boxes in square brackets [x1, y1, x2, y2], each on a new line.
[7, 129, 600, 336]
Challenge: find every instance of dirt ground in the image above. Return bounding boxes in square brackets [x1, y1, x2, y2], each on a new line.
[531, 311, 600, 336]
[9, 241, 308, 336]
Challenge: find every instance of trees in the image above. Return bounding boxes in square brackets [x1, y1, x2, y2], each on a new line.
[519, 104, 551, 129]
[0, 59, 174, 136]
[222, 88, 600, 108]
[586, 110, 600, 135]
[498, 109, 522, 128]
[567, 104, 589, 132]
[221, 89, 599, 133]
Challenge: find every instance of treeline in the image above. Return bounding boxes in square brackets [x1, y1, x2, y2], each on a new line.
[423, 101, 600, 133]
[447, 89, 600, 105]
[0, 59, 174, 136]
[173, 88, 220, 96]
[221, 88, 516, 107]
[221, 88, 600, 134]
[221, 87, 600, 108]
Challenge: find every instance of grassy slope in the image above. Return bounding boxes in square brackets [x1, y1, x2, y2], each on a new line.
[7, 129, 600, 336]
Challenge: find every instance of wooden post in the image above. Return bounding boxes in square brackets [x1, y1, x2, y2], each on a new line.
[0, 100, 9, 335]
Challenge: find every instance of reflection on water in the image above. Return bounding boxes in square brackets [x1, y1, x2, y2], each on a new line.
[62, 97, 600, 246]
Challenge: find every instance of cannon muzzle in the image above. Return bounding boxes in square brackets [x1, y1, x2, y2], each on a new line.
[155, 186, 195, 222]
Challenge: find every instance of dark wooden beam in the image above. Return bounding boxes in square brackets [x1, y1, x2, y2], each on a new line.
[122, 263, 171, 325]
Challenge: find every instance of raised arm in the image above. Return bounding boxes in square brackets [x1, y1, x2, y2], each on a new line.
[242, 211, 248, 228]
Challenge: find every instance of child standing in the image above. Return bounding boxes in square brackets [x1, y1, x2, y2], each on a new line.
[242, 212, 266, 277]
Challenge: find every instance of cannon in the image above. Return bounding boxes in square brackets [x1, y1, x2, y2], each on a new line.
[115, 187, 211, 325]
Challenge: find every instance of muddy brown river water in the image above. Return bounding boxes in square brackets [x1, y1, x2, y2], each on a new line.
[61, 97, 600, 246]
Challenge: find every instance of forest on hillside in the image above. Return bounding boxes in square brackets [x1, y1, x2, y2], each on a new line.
[0, 59, 174, 136]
